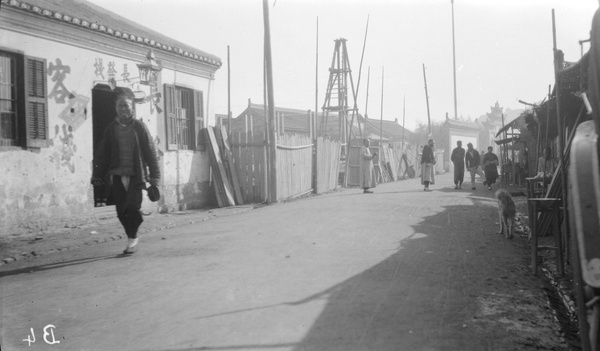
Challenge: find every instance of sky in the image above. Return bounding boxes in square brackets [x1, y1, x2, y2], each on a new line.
[86, 0, 598, 130]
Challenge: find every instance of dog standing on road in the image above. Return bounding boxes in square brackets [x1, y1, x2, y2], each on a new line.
[495, 189, 516, 239]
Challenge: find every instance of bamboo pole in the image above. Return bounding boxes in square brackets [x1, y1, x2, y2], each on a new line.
[349, 15, 369, 139]
[313, 17, 319, 193]
[451, 0, 458, 120]
[423, 64, 432, 136]
[314, 16, 319, 136]
[402, 94, 406, 152]
[501, 113, 506, 185]
[263, 0, 277, 203]
[380, 66, 384, 148]
[552, 9, 569, 263]
[227, 45, 232, 139]
[364, 66, 371, 123]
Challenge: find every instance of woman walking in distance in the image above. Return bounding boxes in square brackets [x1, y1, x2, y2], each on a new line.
[482, 146, 499, 190]
[359, 138, 377, 193]
[421, 139, 436, 191]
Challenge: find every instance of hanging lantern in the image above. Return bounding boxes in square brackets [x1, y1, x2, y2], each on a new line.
[137, 49, 162, 86]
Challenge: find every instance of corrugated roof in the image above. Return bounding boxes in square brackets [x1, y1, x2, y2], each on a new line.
[2, 0, 221, 67]
[363, 117, 414, 140]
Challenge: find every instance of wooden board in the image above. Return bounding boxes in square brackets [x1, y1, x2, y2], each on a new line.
[206, 126, 235, 206]
[215, 127, 244, 205]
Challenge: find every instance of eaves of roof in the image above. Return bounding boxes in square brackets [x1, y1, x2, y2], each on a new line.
[2, 0, 222, 68]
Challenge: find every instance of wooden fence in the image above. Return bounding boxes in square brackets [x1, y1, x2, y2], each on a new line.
[230, 131, 267, 204]
[316, 137, 341, 194]
[230, 132, 341, 203]
[276, 134, 313, 200]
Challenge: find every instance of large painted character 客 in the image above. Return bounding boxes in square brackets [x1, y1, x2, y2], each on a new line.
[47, 58, 71, 104]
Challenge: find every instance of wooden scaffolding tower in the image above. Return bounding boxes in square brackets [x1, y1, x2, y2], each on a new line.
[319, 38, 359, 149]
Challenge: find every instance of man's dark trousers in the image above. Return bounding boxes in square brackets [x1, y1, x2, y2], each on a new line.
[112, 175, 143, 239]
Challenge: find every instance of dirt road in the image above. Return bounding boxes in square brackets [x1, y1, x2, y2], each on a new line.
[0, 173, 567, 350]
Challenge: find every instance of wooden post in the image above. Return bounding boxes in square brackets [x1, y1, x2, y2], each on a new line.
[511, 125, 516, 185]
[402, 94, 406, 152]
[552, 9, 569, 260]
[423, 64, 432, 137]
[227, 45, 232, 139]
[364, 66, 371, 129]
[501, 113, 506, 185]
[379, 66, 384, 149]
[314, 17, 319, 139]
[451, 0, 458, 121]
[263, 0, 277, 203]
[349, 15, 370, 139]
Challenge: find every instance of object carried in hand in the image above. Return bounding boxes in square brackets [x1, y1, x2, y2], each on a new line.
[146, 185, 160, 202]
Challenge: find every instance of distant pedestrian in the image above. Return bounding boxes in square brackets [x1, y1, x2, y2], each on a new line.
[465, 142, 485, 190]
[359, 138, 377, 193]
[420, 139, 436, 191]
[451, 140, 465, 189]
[534, 146, 558, 187]
[91, 91, 160, 255]
[482, 146, 499, 190]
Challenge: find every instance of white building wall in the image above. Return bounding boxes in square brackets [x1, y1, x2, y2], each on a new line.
[1, 29, 215, 234]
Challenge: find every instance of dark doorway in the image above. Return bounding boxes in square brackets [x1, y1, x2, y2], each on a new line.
[91, 84, 119, 207]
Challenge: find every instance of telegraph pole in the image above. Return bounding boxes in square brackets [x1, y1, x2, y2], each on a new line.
[451, 0, 458, 120]
[227, 45, 232, 138]
[423, 63, 432, 136]
[263, 0, 277, 203]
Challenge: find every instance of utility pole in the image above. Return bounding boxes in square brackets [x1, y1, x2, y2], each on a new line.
[552, 9, 569, 252]
[379, 66, 384, 148]
[402, 94, 406, 152]
[263, 0, 277, 203]
[422, 63, 432, 137]
[227, 45, 232, 138]
[451, 0, 458, 120]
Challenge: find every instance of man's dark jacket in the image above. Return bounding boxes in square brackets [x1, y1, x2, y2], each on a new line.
[465, 149, 481, 169]
[421, 144, 435, 164]
[451, 146, 465, 167]
[93, 118, 160, 187]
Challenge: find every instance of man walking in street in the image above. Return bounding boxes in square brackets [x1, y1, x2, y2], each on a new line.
[91, 90, 160, 255]
[451, 140, 465, 189]
[465, 142, 485, 190]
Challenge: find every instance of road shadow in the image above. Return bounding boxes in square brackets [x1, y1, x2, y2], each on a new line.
[0, 254, 124, 278]
[284, 198, 503, 350]
[181, 197, 540, 351]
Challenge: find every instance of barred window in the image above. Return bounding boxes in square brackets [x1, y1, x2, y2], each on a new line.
[164, 84, 203, 151]
[0, 50, 48, 148]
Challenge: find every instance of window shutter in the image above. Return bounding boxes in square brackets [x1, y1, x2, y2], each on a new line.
[193, 90, 204, 151]
[24, 56, 48, 148]
[163, 84, 177, 150]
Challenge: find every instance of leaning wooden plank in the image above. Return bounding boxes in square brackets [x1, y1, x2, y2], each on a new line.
[203, 129, 224, 207]
[216, 127, 245, 205]
[206, 127, 235, 206]
[213, 127, 235, 204]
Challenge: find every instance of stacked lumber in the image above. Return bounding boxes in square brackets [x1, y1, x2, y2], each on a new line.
[202, 126, 244, 207]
